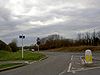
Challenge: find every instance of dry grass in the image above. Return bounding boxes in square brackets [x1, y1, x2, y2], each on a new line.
[48, 46, 100, 52]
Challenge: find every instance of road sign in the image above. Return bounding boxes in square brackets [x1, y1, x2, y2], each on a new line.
[85, 49, 93, 64]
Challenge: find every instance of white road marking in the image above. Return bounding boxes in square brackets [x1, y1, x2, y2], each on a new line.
[59, 55, 100, 74]
[67, 62, 72, 72]
[58, 55, 73, 75]
[67, 55, 73, 72]
[71, 55, 73, 61]
[59, 69, 67, 75]
[70, 56, 100, 73]
[72, 70, 76, 74]
[74, 66, 100, 72]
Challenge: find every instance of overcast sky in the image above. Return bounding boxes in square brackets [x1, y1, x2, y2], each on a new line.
[0, 0, 100, 46]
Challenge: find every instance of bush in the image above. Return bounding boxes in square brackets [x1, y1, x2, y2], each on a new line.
[8, 39, 18, 52]
[0, 40, 11, 51]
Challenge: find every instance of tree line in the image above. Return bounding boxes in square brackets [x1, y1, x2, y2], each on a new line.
[1, 30, 100, 51]
[76, 30, 100, 46]
[32, 31, 100, 50]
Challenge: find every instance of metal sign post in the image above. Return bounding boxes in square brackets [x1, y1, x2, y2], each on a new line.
[19, 34, 25, 59]
[37, 45, 39, 52]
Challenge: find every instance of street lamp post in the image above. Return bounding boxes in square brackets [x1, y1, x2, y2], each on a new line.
[19, 34, 25, 59]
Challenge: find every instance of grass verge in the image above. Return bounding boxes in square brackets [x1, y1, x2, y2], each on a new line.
[0, 63, 22, 69]
[0, 50, 46, 61]
[0, 50, 46, 71]
[0, 63, 25, 71]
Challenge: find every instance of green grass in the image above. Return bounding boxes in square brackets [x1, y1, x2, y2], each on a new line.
[0, 63, 22, 69]
[0, 50, 45, 61]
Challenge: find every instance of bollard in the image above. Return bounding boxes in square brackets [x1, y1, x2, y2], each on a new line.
[85, 49, 93, 64]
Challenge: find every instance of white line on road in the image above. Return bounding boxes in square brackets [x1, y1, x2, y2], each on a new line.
[58, 55, 73, 75]
[67, 55, 73, 72]
[71, 55, 73, 61]
[59, 69, 67, 75]
[67, 62, 72, 72]
[74, 66, 100, 72]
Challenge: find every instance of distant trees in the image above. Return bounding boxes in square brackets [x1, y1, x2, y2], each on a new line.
[32, 31, 100, 50]
[8, 39, 18, 52]
[0, 39, 19, 52]
[35, 34, 74, 50]
[76, 30, 100, 46]
[39, 34, 65, 50]
[0, 40, 11, 51]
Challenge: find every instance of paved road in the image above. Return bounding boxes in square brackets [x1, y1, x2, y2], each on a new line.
[0, 51, 100, 75]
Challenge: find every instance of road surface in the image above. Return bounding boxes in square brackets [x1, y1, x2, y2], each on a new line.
[0, 51, 100, 75]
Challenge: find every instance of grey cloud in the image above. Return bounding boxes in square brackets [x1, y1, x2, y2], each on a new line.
[0, 7, 11, 21]
[0, 0, 9, 7]
[0, 0, 100, 46]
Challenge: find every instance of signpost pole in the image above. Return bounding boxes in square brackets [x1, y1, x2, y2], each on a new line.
[22, 34, 24, 59]
[19, 34, 25, 59]
[38, 45, 39, 53]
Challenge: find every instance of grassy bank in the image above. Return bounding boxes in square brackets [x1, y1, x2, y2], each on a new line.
[48, 46, 100, 52]
[0, 50, 45, 61]
[0, 63, 23, 69]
